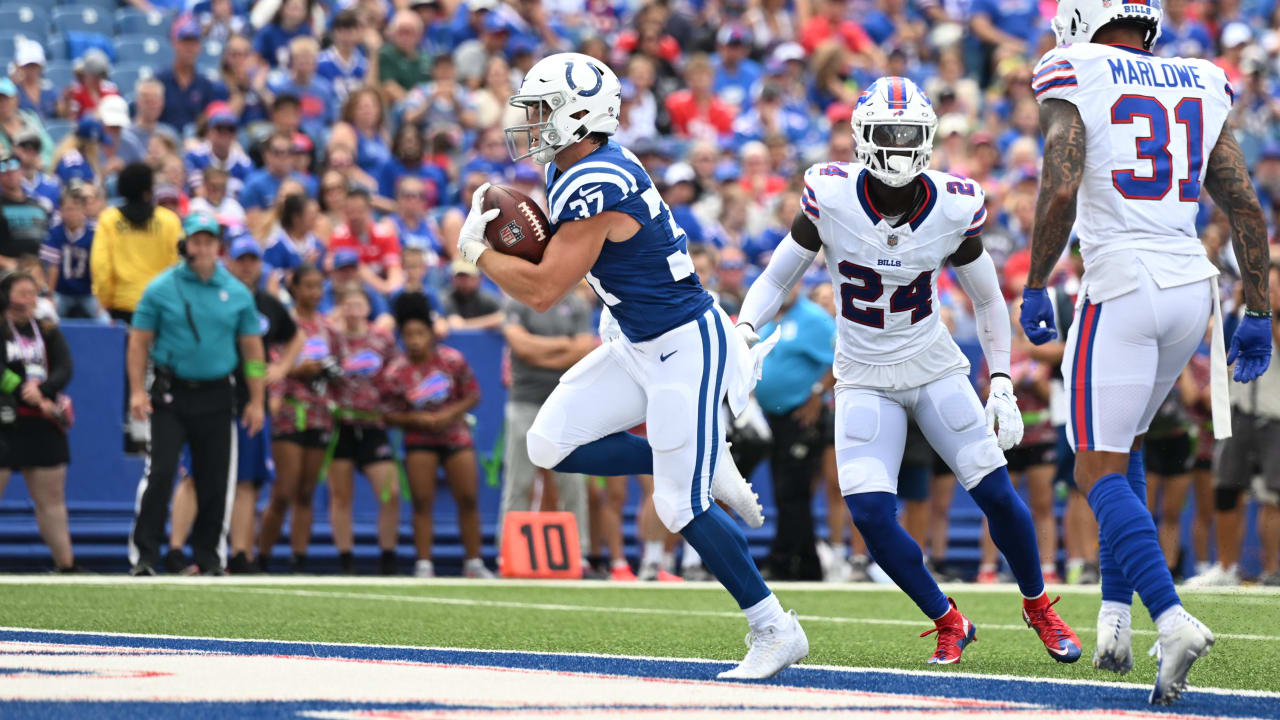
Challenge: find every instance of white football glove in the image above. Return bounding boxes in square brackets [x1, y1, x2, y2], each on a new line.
[458, 182, 499, 264]
[735, 322, 760, 349]
[985, 375, 1024, 451]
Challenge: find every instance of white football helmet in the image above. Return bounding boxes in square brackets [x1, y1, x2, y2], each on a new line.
[505, 52, 621, 165]
[850, 77, 937, 188]
[1051, 0, 1163, 50]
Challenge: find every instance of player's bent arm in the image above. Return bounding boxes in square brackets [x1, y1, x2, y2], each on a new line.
[1204, 129, 1272, 312]
[949, 236, 1011, 377]
[477, 211, 632, 313]
[1027, 99, 1086, 289]
[503, 322, 572, 367]
[736, 212, 822, 331]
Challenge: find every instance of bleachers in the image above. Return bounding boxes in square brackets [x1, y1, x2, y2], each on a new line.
[115, 34, 172, 67]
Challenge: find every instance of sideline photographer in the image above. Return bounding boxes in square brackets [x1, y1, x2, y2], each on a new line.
[125, 213, 265, 575]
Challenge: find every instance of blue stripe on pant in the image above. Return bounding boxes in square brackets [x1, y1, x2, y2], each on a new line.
[691, 314, 712, 517]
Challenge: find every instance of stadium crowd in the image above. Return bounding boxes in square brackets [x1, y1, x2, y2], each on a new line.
[0, 0, 1278, 582]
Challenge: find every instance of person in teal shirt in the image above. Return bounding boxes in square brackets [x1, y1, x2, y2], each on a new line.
[750, 284, 836, 580]
[125, 212, 266, 576]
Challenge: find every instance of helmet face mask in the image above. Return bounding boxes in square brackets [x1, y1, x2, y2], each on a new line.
[852, 77, 937, 188]
[504, 53, 621, 165]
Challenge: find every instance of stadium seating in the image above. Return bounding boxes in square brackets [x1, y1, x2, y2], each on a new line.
[115, 8, 172, 37]
[42, 61, 74, 96]
[53, 7, 114, 37]
[112, 62, 155, 99]
[0, 5, 49, 38]
[114, 34, 173, 67]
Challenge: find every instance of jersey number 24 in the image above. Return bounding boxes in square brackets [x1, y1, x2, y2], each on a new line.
[838, 262, 932, 328]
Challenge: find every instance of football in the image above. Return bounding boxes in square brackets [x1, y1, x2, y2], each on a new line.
[483, 185, 552, 264]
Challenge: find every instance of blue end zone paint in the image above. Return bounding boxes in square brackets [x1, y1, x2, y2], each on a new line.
[2, 628, 1278, 719]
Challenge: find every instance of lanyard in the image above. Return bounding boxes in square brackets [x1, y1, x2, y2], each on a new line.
[7, 316, 46, 382]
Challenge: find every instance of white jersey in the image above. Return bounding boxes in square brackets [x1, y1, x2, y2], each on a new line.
[1032, 43, 1229, 302]
[803, 163, 986, 390]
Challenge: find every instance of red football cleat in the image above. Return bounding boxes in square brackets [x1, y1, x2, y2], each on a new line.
[610, 563, 638, 582]
[1023, 594, 1082, 663]
[921, 597, 977, 665]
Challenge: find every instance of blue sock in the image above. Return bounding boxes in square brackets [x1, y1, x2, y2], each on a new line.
[969, 467, 1045, 599]
[553, 432, 653, 476]
[846, 492, 949, 619]
[680, 504, 769, 609]
[1099, 449, 1146, 604]
[1088, 473, 1181, 620]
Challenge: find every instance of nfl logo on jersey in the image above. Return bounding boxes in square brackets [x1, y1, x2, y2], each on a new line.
[499, 221, 525, 248]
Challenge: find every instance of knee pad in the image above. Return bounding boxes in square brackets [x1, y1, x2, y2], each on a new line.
[838, 456, 893, 496]
[938, 388, 984, 433]
[841, 395, 880, 445]
[1215, 487, 1242, 512]
[647, 385, 694, 453]
[651, 492, 687, 533]
[954, 437, 1006, 489]
[526, 427, 567, 470]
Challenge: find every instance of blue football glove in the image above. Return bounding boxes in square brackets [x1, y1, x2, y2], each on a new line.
[1227, 314, 1273, 383]
[1020, 287, 1057, 345]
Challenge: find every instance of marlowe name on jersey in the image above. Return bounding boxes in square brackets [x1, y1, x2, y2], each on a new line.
[1106, 55, 1207, 91]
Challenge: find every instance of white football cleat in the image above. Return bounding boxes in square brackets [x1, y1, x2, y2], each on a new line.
[1149, 610, 1214, 705]
[711, 449, 764, 528]
[717, 610, 808, 680]
[1092, 609, 1133, 674]
[414, 559, 435, 578]
[1182, 563, 1239, 587]
[462, 558, 495, 579]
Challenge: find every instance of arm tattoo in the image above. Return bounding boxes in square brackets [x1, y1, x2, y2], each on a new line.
[1027, 99, 1086, 288]
[1204, 128, 1271, 312]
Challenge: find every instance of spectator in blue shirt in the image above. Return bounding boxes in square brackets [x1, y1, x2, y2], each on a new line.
[732, 83, 813, 146]
[317, 10, 371, 102]
[12, 42, 57, 120]
[970, 0, 1040, 60]
[319, 249, 394, 332]
[377, 125, 447, 207]
[40, 183, 105, 321]
[1156, 0, 1214, 59]
[262, 192, 325, 287]
[158, 15, 229, 134]
[240, 131, 317, 227]
[411, 0, 455, 56]
[268, 37, 338, 143]
[713, 25, 763, 112]
[447, 0, 499, 50]
[254, 0, 314, 69]
[53, 119, 107, 186]
[184, 110, 254, 196]
[13, 130, 59, 214]
[659, 162, 706, 247]
[388, 176, 446, 260]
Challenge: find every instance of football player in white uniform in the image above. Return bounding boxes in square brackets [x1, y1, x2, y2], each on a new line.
[1021, 1, 1273, 705]
[460, 53, 808, 679]
[737, 77, 1081, 666]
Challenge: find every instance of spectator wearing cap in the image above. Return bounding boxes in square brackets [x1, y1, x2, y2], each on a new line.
[328, 185, 403, 296]
[0, 152, 49, 269]
[12, 40, 56, 121]
[59, 50, 119, 120]
[443, 259, 502, 330]
[53, 119, 108, 187]
[0, 79, 51, 169]
[11, 130, 58, 214]
[454, 10, 511, 85]
[188, 167, 248, 230]
[380, 10, 433, 104]
[317, 9, 376, 102]
[318, 249, 394, 332]
[1156, 0, 1213, 59]
[240, 131, 318, 232]
[267, 36, 338, 143]
[253, 0, 316, 69]
[40, 183, 104, 321]
[97, 95, 132, 177]
[1215, 22, 1254, 88]
[732, 82, 812, 147]
[665, 54, 734, 140]
[158, 15, 229, 135]
[185, 109, 254, 197]
[659, 162, 706, 247]
[446, 0, 499, 50]
[90, 163, 181, 324]
[125, 212, 265, 576]
[712, 25, 762, 111]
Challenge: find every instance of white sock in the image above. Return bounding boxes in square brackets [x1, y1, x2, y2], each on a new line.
[1067, 558, 1085, 572]
[641, 541, 664, 567]
[743, 593, 786, 631]
[463, 558, 483, 570]
[682, 542, 701, 569]
[611, 558, 630, 570]
[833, 544, 849, 562]
[1154, 605, 1188, 636]
[662, 551, 676, 573]
[1100, 600, 1132, 627]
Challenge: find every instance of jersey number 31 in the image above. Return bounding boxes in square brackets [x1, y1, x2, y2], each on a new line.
[1111, 95, 1204, 202]
[838, 262, 932, 328]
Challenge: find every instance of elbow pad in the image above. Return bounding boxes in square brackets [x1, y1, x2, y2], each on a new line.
[737, 234, 818, 331]
[952, 250, 1011, 377]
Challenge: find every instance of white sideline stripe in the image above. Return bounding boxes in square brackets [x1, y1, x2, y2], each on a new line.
[64, 583, 1280, 643]
[3, 575, 1277, 597]
[3, 624, 1279, 701]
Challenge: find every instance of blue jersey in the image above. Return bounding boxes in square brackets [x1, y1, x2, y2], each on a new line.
[41, 221, 96, 296]
[316, 47, 369, 101]
[545, 141, 711, 342]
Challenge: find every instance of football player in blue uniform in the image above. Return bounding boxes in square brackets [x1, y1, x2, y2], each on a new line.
[458, 52, 808, 679]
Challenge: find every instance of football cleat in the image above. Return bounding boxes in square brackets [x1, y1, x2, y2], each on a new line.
[1093, 608, 1134, 674]
[1183, 563, 1239, 587]
[976, 568, 998, 584]
[414, 560, 435, 578]
[710, 450, 764, 529]
[1149, 609, 1214, 705]
[1023, 594, 1082, 663]
[717, 610, 808, 680]
[463, 558, 495, 579]
[921, 598, 977, 665]
[610, 562, 638, 582]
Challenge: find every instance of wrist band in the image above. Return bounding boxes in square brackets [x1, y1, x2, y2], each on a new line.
[244, 360, 267, 379]
[990, 372, 1011, 381]
[0, 368, 20, 394]
[1244, 308, 1273, 319]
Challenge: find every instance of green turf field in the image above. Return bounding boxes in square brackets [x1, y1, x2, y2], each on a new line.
[4, 579, 1277, 693]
